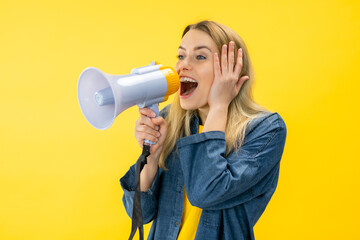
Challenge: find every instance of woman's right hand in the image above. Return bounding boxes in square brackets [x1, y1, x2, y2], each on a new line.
[135, 107, 168, 160]
[135, 107, 167, 191]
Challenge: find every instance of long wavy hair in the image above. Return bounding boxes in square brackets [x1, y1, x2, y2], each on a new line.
[159, 20, 269, 169]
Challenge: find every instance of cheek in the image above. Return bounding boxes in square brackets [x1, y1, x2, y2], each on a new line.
[198, 76, 213, 97]
[201, 66, 215, 86]
[202, 83, 212, 97]
[203, 69, 214, 96]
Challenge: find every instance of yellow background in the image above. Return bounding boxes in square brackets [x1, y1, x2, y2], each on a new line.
[1, 0, 359, 239]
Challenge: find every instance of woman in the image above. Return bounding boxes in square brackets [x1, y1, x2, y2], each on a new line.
[121, 20, 287, 240]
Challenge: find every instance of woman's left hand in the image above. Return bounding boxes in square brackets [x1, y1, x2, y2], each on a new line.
[208, 41, 249, 109]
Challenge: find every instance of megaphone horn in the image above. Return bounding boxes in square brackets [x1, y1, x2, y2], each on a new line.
[78, 62, 179, 130]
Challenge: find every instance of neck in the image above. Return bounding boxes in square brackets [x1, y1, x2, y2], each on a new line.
[197, 105, 209, 125]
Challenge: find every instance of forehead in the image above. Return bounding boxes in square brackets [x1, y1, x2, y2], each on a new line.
[179, 29, 217, 51]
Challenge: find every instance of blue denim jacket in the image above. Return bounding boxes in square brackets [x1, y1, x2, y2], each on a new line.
[120, 106, 287, 240]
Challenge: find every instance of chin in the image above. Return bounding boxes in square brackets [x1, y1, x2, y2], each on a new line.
[180, 98, 208, 111]
[179, 99, 198, 111]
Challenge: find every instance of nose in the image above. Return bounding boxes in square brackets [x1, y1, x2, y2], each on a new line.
[176, 57, 192, 72]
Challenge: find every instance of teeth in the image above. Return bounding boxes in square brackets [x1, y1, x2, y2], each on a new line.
[180, 77, 197, 83]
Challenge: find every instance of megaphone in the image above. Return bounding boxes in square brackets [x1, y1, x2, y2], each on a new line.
[78, 62, 179, 131]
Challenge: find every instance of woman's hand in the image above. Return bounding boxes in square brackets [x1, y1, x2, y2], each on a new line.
[208, 41, 249, 109]
[135, 107, 168, 160]
[135, 107, 167, 191]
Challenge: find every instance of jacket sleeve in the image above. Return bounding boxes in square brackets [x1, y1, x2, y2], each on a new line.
[119, 105, 169, 223]
[177, 112, 287, 210]
[120, 164, 161, 223]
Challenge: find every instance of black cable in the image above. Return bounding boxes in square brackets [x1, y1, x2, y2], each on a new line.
[128, 144, 150, 240]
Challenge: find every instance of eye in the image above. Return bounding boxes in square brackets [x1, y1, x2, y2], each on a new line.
[177, 54, 184, 60]
[196, 55, 206, 60]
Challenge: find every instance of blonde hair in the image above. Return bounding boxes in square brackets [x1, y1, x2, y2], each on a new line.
[159, 20, 269, 169]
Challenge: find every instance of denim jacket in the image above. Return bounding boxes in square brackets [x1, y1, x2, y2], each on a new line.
[120, 106, 287, 240]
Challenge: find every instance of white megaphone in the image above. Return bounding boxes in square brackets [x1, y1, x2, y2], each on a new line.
[78, 62, 179, 133]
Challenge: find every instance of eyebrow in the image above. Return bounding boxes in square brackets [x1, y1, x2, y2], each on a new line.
[178, 45, 213, 52]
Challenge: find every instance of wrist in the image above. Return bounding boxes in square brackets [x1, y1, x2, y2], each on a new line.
[203, 106, 228, 133]
[147, 152, 160, 166]
[208, 104, 228, 116]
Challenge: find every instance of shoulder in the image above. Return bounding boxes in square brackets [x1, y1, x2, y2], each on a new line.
[242, 112, 287, 148]
[247, 112, 286, 134]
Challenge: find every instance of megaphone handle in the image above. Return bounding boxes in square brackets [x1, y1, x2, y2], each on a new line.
[147, 103, 159, 117]
[144, 103, 159, 146]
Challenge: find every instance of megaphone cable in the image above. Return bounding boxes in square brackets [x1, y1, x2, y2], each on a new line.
[128, 144, 150, 240]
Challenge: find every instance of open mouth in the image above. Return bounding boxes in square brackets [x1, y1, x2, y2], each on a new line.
[180, 77, 198, 96]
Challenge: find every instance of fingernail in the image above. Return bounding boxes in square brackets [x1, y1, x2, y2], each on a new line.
[156, 132, 160, 137]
